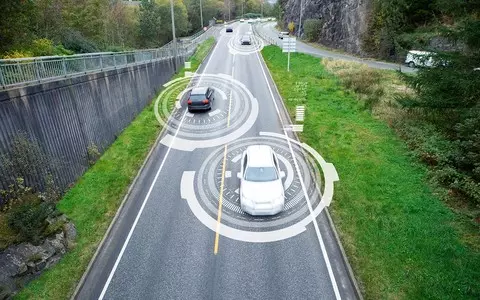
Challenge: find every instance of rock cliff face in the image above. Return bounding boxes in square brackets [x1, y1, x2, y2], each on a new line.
[282, 0, 372, 55]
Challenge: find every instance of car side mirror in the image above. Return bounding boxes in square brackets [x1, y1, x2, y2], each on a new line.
[237, 172, 242, 179]
[280, 171, 286, 179]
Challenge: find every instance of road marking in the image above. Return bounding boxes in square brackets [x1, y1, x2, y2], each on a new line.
[209, 108, 221, 117]
[214, 144, 228, 254]
[255, 51, 342, 300]
[98, 110, 188, 300]
[98, 33, 225, 300]
[214, 53, 235, 254]
[225, 171, 232, 178]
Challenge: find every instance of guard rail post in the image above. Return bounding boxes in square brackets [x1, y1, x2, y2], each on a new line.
[34, 59, 41, 82]
[62, 57, 67, 77]
[0, 66, 6, 88]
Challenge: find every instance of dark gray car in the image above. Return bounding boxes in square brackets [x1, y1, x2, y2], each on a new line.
[187, 87, 214, 112]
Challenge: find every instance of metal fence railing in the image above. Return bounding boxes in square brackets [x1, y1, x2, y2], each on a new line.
[0, 26, 218, 90]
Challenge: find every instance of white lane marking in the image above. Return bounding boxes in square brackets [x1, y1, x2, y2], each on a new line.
[209, 109, 221, 117]
[186, 112, 194, 118]
[99, 34, 225, 300]
[255, 51, 342, 300]
[225, 171, 232, 178]
[231, 154, 242, 163]
[98, 110, 188, 300]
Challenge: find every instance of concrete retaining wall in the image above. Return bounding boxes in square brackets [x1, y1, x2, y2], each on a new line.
[0, 56, 184, 190]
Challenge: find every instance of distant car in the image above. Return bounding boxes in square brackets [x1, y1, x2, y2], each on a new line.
[241, 35, 251, 45]
[405, 50, 435, 68]
[278, 31, 289, 39]
[240, 18, 245, 23]
[237, 145, 286, 216]
[187, 87, 214, 112]
[247, 19, 253, 24]
[226, 27, 233, 33]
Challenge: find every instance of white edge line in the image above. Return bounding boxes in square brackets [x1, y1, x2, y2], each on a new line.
[255, 50, 342, 300]
[98, 35, 222, 300]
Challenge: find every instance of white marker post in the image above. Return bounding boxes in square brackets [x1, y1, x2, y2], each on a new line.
[282, 37, 296, 72]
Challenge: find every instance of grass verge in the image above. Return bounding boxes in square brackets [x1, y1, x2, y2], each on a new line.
[261, 45, 480, 299]
[15, 37, 215, 300]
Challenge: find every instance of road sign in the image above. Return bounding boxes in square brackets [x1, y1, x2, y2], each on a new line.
[282, 37, 296, 72]
[282, 37, 297, 53]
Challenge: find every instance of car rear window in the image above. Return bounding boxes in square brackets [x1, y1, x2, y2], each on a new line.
[190, 94, 206, 101]
[245, 167, 278, 182]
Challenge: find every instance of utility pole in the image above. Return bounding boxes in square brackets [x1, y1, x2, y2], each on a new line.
[200, 0, 204, 28]
[261, 0, 263, 17]
[298, 0, 303, 37]
[170, 0, 178, 70]
[242, 1, 244, 17]
[228, 0, 231, 21]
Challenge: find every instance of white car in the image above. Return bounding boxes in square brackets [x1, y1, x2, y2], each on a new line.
[237, 145, 285, 216]
[405, 50, 435, 68]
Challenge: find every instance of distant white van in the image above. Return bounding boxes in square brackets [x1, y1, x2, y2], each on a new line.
[405, 50, 435, 68]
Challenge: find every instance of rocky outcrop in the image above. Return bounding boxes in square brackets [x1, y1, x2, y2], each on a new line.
[0, 216, 76, 298]
[282, 0, 372, 55]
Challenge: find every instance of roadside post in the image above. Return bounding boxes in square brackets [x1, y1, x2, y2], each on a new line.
[282, 37, 296, 72]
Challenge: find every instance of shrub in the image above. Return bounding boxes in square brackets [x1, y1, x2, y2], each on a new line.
[7, 201, 55, 245]
[53, 44, 74, 56]
[303, 19, 322, 41]
[30, 38, 55, 56]
[288, 21, 295, 34]
[87, 143, 101, 166]
[2, 50, 34, 59]
[61, 29, 99, 53]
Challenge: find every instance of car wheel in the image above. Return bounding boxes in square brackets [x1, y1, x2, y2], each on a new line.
[408, 61, 415, 68]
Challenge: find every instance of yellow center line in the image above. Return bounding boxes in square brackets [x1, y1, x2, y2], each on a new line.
[214, 144, 228, 254]
[214, 55, 235, 254]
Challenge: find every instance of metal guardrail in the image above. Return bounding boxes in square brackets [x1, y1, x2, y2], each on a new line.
[0, 27, 217, 90]
[252, 23, 278, 46]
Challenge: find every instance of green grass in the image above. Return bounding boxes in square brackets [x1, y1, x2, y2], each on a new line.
[261, 46, 480, 299]
[14, 37, 215, 300]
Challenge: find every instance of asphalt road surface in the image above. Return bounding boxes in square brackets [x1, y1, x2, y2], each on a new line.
[75, 22, 359, 300]
[258, 22, 415, 73]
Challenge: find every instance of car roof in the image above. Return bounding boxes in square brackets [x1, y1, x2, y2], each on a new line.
[190, 87, 208, 95]
[408, 50, 433, 55]
[246, 145, 275, 167]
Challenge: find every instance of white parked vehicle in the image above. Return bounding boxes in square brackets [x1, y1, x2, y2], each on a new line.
[237, 145, 286, 216]
[405, 50, 435, 68]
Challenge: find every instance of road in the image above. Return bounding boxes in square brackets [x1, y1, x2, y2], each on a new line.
[257, 22, 415, 73]
[75, 22, 359, 300]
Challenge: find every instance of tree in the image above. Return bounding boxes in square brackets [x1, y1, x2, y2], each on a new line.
[288, 21, 295, 33]
[0, 0, 36, 53]
[303, 19, 322, 42]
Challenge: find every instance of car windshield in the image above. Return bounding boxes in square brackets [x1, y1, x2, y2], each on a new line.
[244, 167, 278, 182]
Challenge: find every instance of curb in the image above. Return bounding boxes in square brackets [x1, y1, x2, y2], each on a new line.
[71, 38, 218, 300]
[257, 48, 364, 300]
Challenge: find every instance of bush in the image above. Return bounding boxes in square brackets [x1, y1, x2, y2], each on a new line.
[30, 38, 55, 56]
[2, 50, 34, 59]
[303, 19, 322, 41]
[60, 29, 99, 53]
[7, 201, 55, 245]
[53, 44, 74, 56]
